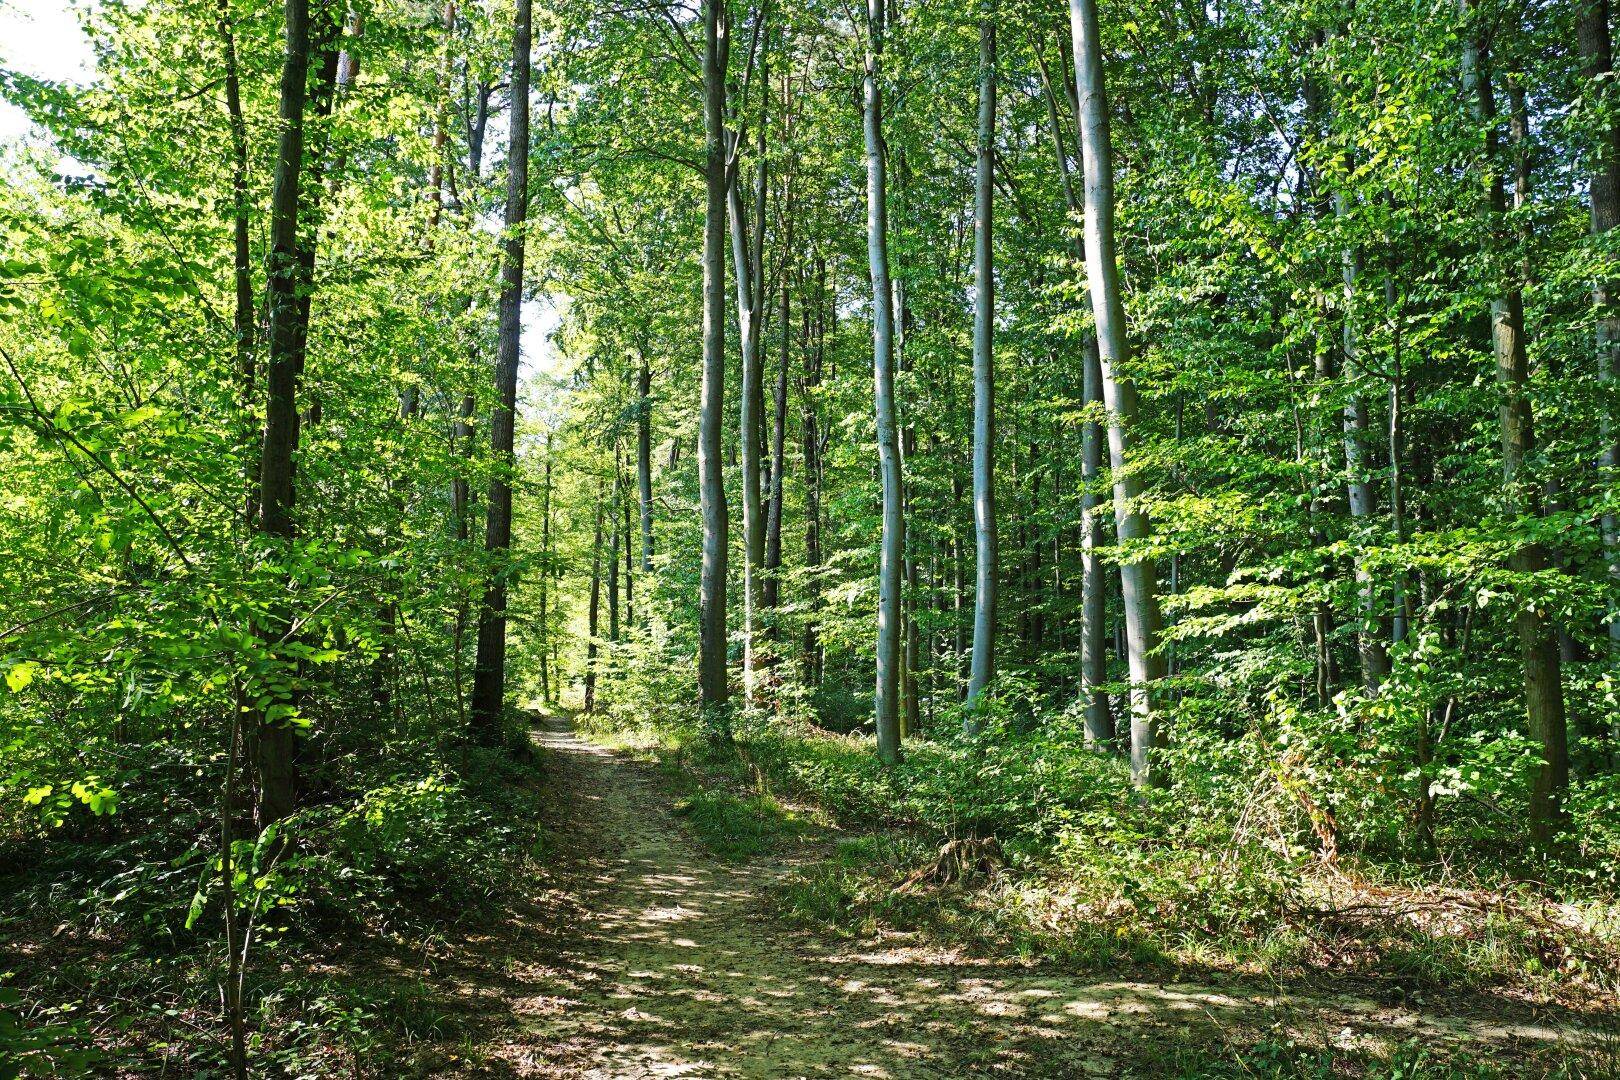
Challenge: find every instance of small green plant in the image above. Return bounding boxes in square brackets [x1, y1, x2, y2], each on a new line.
[672, 790, 807, 861]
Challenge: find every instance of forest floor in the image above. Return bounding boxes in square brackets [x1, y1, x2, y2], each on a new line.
[359, 713, 1616, 1078]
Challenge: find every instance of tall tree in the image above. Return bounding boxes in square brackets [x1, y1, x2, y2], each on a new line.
[864, 0, 904, 764]
[1070, 0, 1167, 785]
[255, 0, 331, 825]
[730, 111, 768, 702]
[698, 0, 731, 720]
[470, 0, 532, 736]
[1580, 0, 1620, 663]
[965, 18, 997, 723]
[1458, 1, 1568, 843]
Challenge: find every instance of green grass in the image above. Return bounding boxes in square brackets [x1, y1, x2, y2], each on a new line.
[671, 789, 809, 861]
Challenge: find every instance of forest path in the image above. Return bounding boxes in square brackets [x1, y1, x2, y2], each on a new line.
[459, 714, 1600, 1078]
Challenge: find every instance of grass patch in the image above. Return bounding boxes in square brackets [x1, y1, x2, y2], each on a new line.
[672, 789, 809, 861]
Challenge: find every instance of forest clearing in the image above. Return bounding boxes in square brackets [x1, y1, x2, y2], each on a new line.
[5, 0, 1620, 1072]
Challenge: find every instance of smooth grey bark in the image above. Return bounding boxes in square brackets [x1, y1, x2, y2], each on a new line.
[800, 259, 826, 688]
[538, 438, 552, 702]
[608, 447, 621, 643]
[1334, 186, 1390, 692]
[1079, 339, 1113, 745]
[1580, 0, 1620, 661]
[764, 268, 790, 626]
[469, 0, 530, 737]
[1036, 42, 1113, 746]
[728, 131, 767, 701]
[698, 0, 730, 716]
[897, 275, 920, 739]
[965, 19, 997, 726]
[584, 482, 603, 714]
[1069, 0, 1167, 786]
[638, 351, 654, 580]
[863, 0, 903, 763]
[1461, 6, 1568, 843]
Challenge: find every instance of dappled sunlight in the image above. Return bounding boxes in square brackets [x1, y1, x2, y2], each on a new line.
[411, 715, 1612, 1079]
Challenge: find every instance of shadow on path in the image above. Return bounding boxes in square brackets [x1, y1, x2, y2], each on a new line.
[445, 714, 1605, 1078]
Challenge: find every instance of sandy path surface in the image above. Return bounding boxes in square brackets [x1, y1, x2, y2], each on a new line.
[455, 715, 1603, 1078]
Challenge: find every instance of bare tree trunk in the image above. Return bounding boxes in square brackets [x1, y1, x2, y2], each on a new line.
[538, 437, 552, 702]
[1580, 0, 1620, 668]
[1461, 7, 1568, 843]
[1070, 0, 1168, 786]
[698, 0, 731, 721]
[1037, 39, 1113, 746]
[608, 446, 622, 643]
[255, 0, 322, 826]
[1335, 187, 1389, 692]
[863, 0, 903, 763]
[637, 350, 654, 582]
[764, 268, 790, 632]
[1080, 339, 1113, 745]
[966, 19, 997, 726]
[800, 261, 825, 688]
[470, 0, 531, 738]
[585, 483, 604, 714]
[729, 127, 767, 702]
[216, 0, 254, 507]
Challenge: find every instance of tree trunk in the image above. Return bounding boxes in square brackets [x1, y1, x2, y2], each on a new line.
[966, 19, 997, 725]
[538, 437, 552, 703]
[1037, 39, 1113, 746]
[1070, 0, 1168, 786]
[254, 0, 320, 827]
[864, 0, 904, 764]
[637, 350, 654, 582]
[1335, 186, 1389, 692]
[585, 483, 604, 714]
[698, 0, 731, 720]
[800, 261, 825, 689]
[764, 268, 790, 631]
[1580, 0, 1620, 665]
[216, 0, 254, 493]
[729, 132, 767, 702]
[1079, 339, 1114, 745]
[469, 0, 531, 738]
[1461, 5, 1568, 843]
[608, 447, 622, 643]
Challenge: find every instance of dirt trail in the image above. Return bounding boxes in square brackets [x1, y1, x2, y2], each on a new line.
[458, 715, 1602, 1078]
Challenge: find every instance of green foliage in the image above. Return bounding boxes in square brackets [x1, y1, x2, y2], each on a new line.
[672, 789, 808, 861]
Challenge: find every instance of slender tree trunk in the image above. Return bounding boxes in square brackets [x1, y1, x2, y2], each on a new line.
[729, 133, 767, 702]
[1335, 187, 1389, 692]
[217, 0, 254, 501]
[966, 19, 997, 725]
[585, 483, 604, 714]
[698, 0, 730, 720]
[538, 437, 551, 703]
[254, 0, 319, 827]
[1037, 38, 1113, 746]
[764, 269, 790, 631]
[608, 446, 622, 643]
[1079, 339, 1114, 744]
[469, 0, 531, 738]
[897, 275, 920, 739]
[637, 350, 654, 582]
[1461, 7, 1568, 843]
[1070, 0, 1168, 785]
[800, 263, 824, 688]
[1580, 0, 1620, 666]
[863, 0, 903, 763]
[427, 2, 456, 228]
